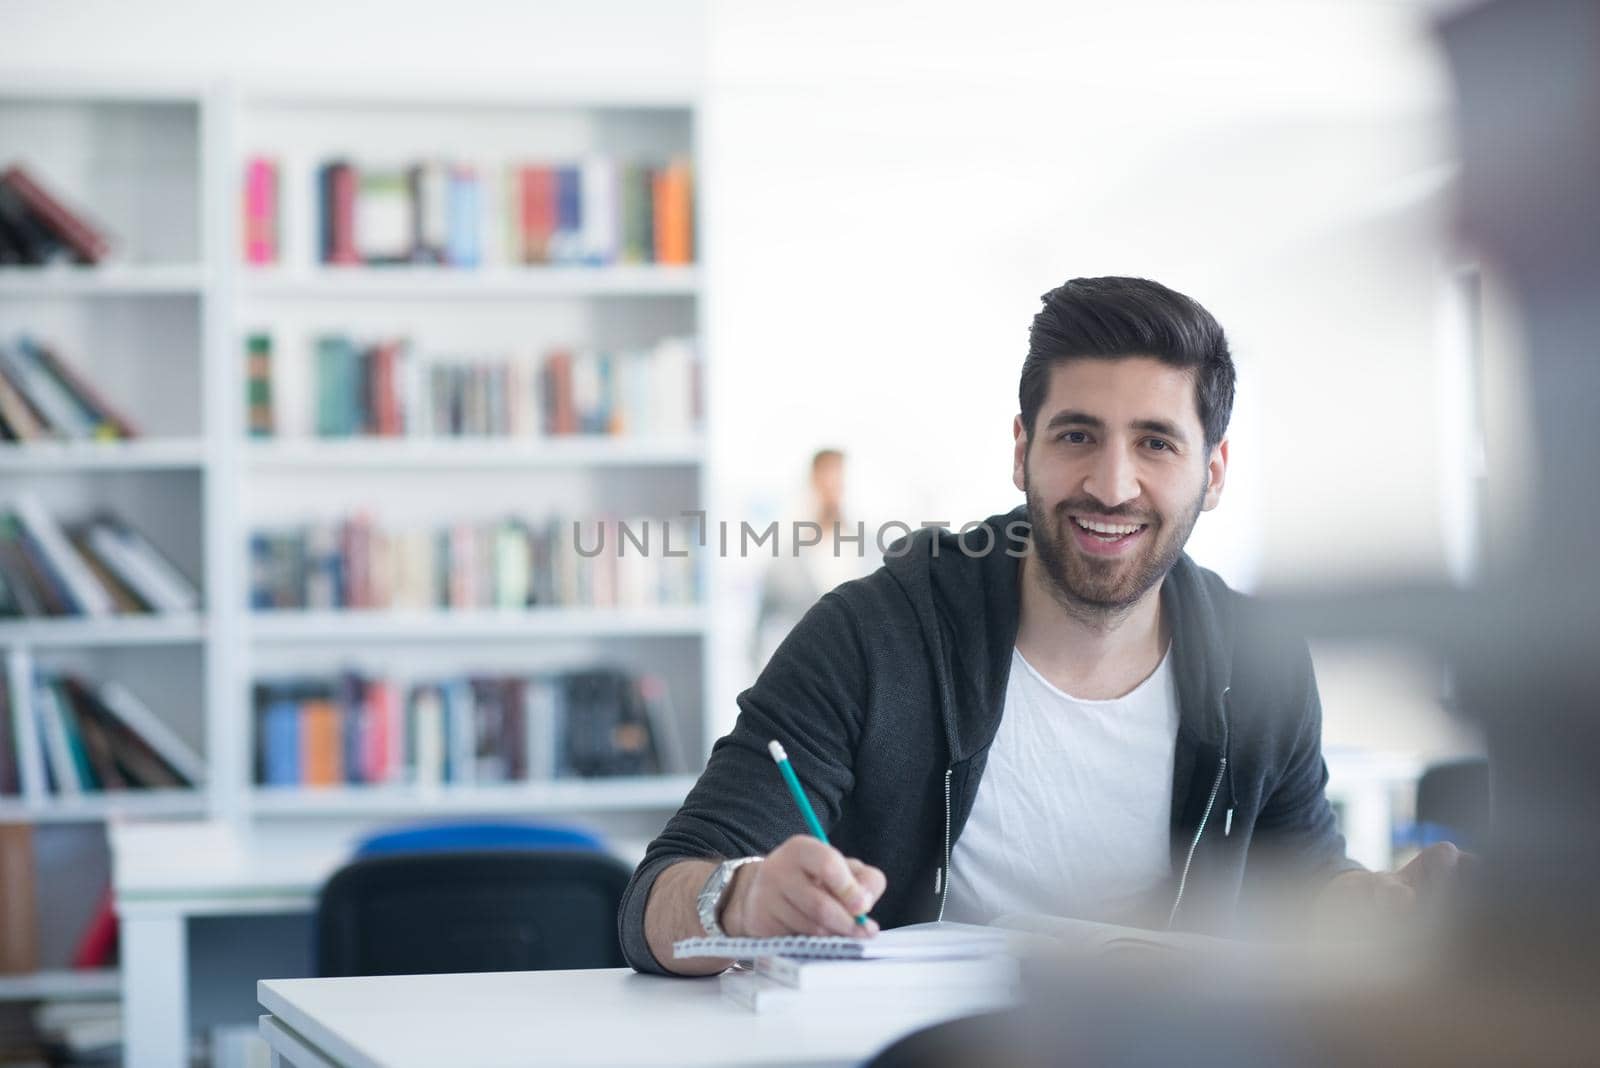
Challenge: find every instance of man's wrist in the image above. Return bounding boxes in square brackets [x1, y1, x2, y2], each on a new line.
[719, 859, 761, 937]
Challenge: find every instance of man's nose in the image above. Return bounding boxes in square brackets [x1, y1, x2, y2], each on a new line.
[1081, 447, 1140, 509]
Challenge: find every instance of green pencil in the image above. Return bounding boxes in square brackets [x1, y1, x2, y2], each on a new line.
[768, 739, 869, 926]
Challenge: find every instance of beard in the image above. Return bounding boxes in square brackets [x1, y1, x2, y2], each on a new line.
[1024, 467, 1207, 617]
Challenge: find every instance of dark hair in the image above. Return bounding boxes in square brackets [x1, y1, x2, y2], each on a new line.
[811, 448, 844, 472]
[1020, 276, 1235, 450]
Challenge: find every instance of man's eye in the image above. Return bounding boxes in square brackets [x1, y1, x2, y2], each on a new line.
[1059, 431, 1089, 444]
[1146, 439, 1173, 452]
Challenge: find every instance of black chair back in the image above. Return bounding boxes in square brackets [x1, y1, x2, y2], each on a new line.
[315, 849, 632, 977]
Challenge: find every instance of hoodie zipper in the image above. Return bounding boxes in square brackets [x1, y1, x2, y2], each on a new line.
[1167, 687, 1232, 929]
[936, 766, 953, 920]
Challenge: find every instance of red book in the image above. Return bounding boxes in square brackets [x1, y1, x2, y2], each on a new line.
[544, 350, 575, 435]
[362, 680, 395, 783]
[373, 340, 403, 436]
[0, 165, 112, 264]
[70, 885, 117, 969]
[330, 164, 360, 265]
[521, 167, 555, 264]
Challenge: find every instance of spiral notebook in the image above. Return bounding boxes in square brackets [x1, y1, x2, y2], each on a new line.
[673, 921, 1012, 962]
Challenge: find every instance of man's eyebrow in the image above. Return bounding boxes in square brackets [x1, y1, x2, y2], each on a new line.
[1042, 410, 1191, 445]
[1131, 418, 1189, 444]
[1043, 410, 1104, 430]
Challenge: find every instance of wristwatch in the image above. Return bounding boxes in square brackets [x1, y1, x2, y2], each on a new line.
[696, 856, 762, 936]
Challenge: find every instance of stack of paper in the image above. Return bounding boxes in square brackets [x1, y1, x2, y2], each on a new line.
[679, 923, 1021, 1016]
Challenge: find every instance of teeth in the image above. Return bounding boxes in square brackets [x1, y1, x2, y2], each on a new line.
[1074, 518, 1143, 536]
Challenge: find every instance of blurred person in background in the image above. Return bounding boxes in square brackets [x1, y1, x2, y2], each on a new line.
[749, 448, 871, 671]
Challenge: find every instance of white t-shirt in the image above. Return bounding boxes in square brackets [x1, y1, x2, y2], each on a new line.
[943, 646, 1180, 926]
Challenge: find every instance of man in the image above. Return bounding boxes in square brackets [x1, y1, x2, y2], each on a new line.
[620, 276, 1461, 977]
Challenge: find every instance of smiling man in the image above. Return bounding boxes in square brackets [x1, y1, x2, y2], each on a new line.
[620, 276, 1460, 976]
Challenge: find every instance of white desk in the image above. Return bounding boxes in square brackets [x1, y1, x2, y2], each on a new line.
[112, 822, 354, 1068]
[257, 967, 1013, 1068]
[111, 822, 657, 1068]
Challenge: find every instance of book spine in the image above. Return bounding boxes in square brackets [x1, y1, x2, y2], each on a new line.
[0, 363, 48, 441]
[97, 680, 206, 785]
[246, 332, 275, 438]
[85, 521, 200, 613]
[10, 496, 113, 616]
[243, 156, 278, 265]
[34, 678, 83, 796]
[264, 697, 301, 786]
[653, 159, 694, 265]
[27, 340, 138, 440]
[331, 163, 359, 265]
[0, 824, 38, 974]
[0, 343, 93, 439]
[301, 698, 342, 786]
[446, 166, 481, 268]
[0, 165, 111, 264]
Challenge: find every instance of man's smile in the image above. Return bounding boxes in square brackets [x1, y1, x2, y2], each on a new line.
[1067, 513, 1149, 555]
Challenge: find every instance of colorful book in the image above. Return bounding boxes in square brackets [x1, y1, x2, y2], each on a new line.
[0, 165, 111, 264]
[9, 495, 114, 617]
[653, 158, 694, 265]
[246, 332, 274, 437]
[243, 156, 278, 265]
[81, 514, 200, 613]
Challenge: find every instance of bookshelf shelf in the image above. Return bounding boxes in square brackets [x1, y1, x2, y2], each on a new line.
[245, 437, 704, 470]
[249, 774, 697, 817]
[0, 264, 208, 296]
[12, 789, 209, 825]
[248, 607, 707, 643]
[241, 265, 700, 299]
[0, 438, 208, 472]
[0, 967, 121, 1002]
[0, 614, 206, 648]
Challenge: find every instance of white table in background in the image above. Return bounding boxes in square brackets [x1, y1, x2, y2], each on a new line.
[257, 967, 1011, 1068]
[112, 822, 352, 1068]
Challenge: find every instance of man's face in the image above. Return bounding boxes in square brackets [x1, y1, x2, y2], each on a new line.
[1011, 356, 1228, 612]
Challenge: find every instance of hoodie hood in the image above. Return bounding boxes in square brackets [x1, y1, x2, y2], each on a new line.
[884, 505, 1238, 765]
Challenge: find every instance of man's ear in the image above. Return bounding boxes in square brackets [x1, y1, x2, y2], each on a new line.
[1202, 437, 1229, 511]
[1012, 414, 1028, 493]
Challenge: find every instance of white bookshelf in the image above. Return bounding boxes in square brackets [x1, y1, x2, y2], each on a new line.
[0, 263, 208, 296]
[249, 774, 698, 817]
[241, 264, 699, 299]
[249, 607, 709, 644]
[0, 438, 208, 471]
[0, 82, 712, 1016]
[0, 615, 206, 649]
[226, 85, 710, 820]
[0, 80, 218, 837]
[0, 966, 120, 1002]
[244, 436, 704, 470]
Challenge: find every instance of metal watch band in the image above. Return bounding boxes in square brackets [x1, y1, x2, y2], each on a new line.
[697, 856, 762, 936]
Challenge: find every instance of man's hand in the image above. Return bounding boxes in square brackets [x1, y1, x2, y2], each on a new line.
[1313, 842, 1471, 935]
[724, 835, 887, 939]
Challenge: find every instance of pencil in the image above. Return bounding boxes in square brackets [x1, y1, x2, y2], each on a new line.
[768, 739, 869, 926]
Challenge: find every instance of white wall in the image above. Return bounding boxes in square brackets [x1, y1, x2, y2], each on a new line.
[0, 0, 1481, 754]
[700, 1, 1474, 748]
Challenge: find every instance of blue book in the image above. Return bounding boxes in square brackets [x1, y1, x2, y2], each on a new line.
[264, 698, 302, 786]
[554, 166, 582, 264]
[445, 169, 480, 268]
